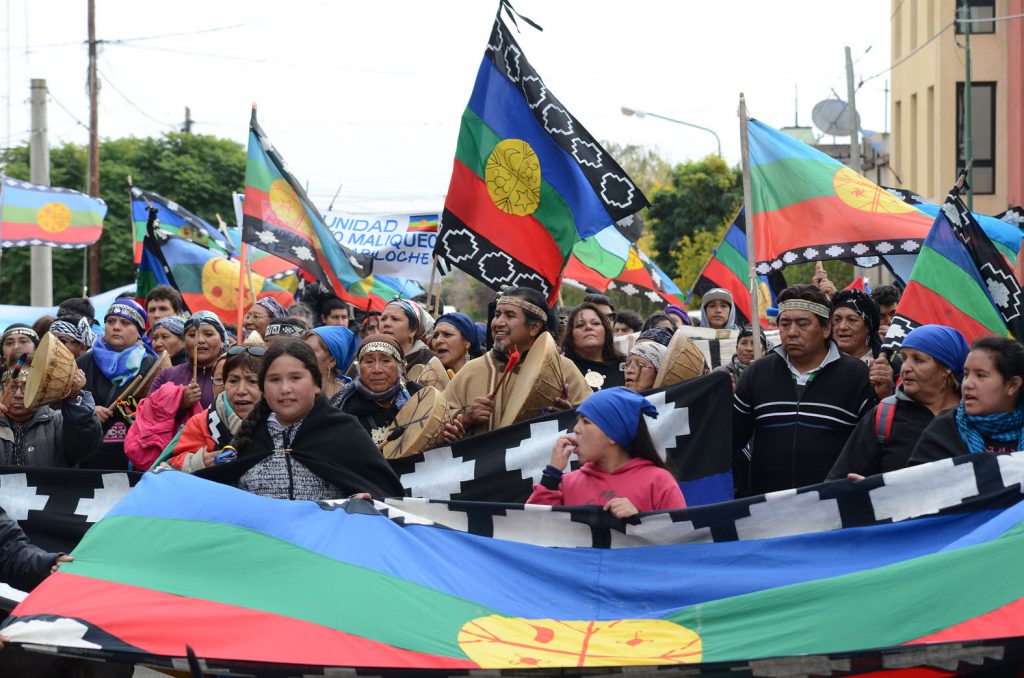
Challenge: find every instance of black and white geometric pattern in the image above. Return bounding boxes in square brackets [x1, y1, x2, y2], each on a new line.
[484, 18, 649, 226]
[755, 239, 922, 275]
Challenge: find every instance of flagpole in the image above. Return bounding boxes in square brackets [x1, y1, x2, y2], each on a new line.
[739, 93, 762, 359]
[236, 241, 248, 343]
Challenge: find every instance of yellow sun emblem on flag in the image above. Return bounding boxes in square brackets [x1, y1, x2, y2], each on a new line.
[458, 616, 702, 668]
[486, 139, 541, 216]
[37, 202, 72, 233]
[625, 247, 644, 271]
[833, 167, 916, 214]
[269, 179, 315, 238]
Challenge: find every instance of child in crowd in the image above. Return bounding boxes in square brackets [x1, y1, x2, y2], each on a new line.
[699, 288, 737, 330]
[528, 387, 685, 516]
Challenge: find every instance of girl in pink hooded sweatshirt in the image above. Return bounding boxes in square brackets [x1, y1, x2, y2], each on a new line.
[527, 386, 686, 517]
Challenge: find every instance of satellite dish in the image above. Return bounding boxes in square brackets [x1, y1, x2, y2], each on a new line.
[811, 99, 860, 137]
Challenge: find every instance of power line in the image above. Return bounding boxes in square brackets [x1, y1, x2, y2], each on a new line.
[96, 67, 177, 128]
[860, 21, 955, 86]
[46, 89, 90, 131]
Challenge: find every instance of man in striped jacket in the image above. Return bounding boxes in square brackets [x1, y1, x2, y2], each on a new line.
[733, 285, 876, 496]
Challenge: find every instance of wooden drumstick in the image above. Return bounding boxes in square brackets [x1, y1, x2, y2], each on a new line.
[107, 374, 143, 409]
[192, 342, 199, 384]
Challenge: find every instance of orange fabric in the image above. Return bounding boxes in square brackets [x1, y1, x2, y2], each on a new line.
[167, 410, 216, 470]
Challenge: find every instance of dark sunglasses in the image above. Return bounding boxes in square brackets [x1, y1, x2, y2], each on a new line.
[227, 345, 267, 357]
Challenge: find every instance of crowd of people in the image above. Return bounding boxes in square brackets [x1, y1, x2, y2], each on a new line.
[2, 270, 1024, 620]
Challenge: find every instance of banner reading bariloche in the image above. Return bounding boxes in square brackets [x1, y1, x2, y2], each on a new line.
[324, 212, 439, 284]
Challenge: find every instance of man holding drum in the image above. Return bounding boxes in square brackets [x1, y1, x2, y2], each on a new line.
[445, 287, 591, 438]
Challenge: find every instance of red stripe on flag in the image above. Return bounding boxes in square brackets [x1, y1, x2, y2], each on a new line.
[899, 281, 998, 343]
[562, 256, 612, 291]
[752, 196, 930, 264]
[444, 160, 565, 285]
[907, 596, 1024, 646]
[0, 222, 101, 244]
[13, 572, 477, 669]
[243, 186, 314, 244]
[701, 258, 751, 322]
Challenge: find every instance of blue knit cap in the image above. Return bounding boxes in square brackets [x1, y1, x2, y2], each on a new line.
[576, 386, 659, 450]
[435, 312, 482, 357]
[901, 324, 970, 384]
[105, 300, 148, 337]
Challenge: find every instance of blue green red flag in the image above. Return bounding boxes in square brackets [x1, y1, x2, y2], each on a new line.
[435, 15, 648, 304]
[242, 109, 372, 301]
[0, 177, 106, 247]
[130, 187, 234, 265]
[748, 119, 932, 274]
[884, 180, 1024, 348]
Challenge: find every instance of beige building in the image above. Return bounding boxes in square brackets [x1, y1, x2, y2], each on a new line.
[890, 0, 1024, 213]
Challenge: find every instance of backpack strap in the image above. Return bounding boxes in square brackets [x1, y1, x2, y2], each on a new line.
[873, 396, 899, 445]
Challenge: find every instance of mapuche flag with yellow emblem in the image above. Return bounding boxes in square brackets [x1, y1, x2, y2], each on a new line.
[242, 109, 373, 304]
[748, 119, 932, 275]
[435, 15, 649, 305]
[0, 177, 106, 247]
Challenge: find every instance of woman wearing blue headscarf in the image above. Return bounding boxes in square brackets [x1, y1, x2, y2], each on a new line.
[828, 324, 969, 480]
[430, 312, 482, 374]
[303, 326, 360, 401]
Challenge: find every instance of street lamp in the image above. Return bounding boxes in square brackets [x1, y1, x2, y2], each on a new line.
[621, 106, 722, 158]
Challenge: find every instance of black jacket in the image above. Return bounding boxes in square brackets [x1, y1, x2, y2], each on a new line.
[199, 395, 404, 498]
[77, 349, 158, 470]
[734, 344, 876, 495]
[333, 381, 423, 438]
[827, 389, 946, 479]
[0, 506, 58, 592]
[567, 356, 624, 391]
[909, 408, 1020, 465]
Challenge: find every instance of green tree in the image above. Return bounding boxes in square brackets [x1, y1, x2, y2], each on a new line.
[0, 132, 245, 304]
[672, 223, 728, 305]
[647, 154, 742, 279]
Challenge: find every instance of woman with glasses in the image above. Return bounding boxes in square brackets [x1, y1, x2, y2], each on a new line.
[200, 338, 403, 499]
[243, 297, 288, 340]
[330, 335, 422, 446]
[165, 345, 265, 472]
[621, 341, 666, 394]
[561, 303, 624, 391]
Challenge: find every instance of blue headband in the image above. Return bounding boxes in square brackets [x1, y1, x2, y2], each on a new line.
[150, 316, 185, 338]
[311, 326, 361, 377]
[576, 386, 659, 449]
[105, 301, 148, 336]
[435, 312, 482, 357]
[901, 324, 970, 384]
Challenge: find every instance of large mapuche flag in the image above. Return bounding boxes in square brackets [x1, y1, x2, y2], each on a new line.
[748, 119, 932, 274]
[242, 109, 372, 302]
[435, 15, 649, 304]
[0, 177, 106, 247]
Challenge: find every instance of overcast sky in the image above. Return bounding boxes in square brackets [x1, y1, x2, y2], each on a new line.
[2, 1, 894, 214]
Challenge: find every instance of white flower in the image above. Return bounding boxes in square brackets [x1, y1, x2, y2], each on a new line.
[292, 245, 314, 261]
[258, 230, 279, 245]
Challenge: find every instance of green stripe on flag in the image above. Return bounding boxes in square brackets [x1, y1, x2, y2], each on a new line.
[65, 516, 492, 659]
[1, 204, 104, 226]
[245, 148, 279, 193]
[572, 237, 626, 277]
[455, 107, 579, 256]
[715, 241, 748, 281]
[751, 157, 838, 214]
[912, 245, 1007, 335]
[668, 518, 1024, 662]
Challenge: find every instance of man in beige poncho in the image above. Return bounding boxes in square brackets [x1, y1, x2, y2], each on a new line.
[445, 287, 591, 439]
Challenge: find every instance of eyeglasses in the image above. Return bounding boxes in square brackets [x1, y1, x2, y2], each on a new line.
[227, 345, 267, 357]
[619, 360, 654, 373]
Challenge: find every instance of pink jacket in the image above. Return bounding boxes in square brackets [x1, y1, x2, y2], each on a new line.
[124, 382, 202, 471]
[528, 458, 686, 512]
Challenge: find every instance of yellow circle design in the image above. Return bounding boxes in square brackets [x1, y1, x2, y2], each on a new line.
[485, 139, 541, 216]
[458, 615, 702, 668]
[201, 258, 264, 311]
[833, 167, 916, 214]
[268, 179, 314, 238]
[37, 202, 72, 233]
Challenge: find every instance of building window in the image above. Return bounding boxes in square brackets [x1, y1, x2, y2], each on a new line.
[956, 82, 996, 194]
[955, 0, 996, 34]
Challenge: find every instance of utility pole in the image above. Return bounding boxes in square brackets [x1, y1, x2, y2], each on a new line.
[845, 46, 860, 173]
[962, 0, 974, 210]
[183, 106, 192, 134]
[86, 0, 101, 294]
[29, 79, 53, 306]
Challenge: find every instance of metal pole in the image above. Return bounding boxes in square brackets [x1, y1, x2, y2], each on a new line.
[845, 47, 865, 287]
[739, 94, 761, 359]
[29, 79, 53, 306]
[87, 0, 101, 293]
[962, 0, 974, 210]
[621, 107, 722, 157]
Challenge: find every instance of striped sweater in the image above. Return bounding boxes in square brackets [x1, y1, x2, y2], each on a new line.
[734, 344, 876, 495]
